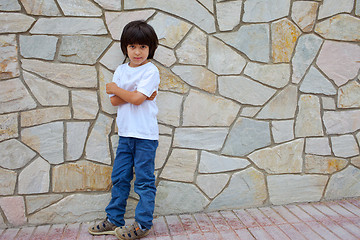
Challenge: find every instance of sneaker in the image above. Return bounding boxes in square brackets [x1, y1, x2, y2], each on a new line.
[115, 222, 150, 239]
[88, 219, 117, 235]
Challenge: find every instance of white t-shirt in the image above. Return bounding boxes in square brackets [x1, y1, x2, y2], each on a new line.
[110, 62, 160, 140]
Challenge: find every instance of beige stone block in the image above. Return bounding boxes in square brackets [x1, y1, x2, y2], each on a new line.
[160, 149, 198, 182]
[0, 196, 27, 226]
[21, 107, 71, 127]
[0, 168, 16, 195]
[305, 155, 348, 174]
[0, 113, 18, 141]
[105, 10, 155, 40]
[18, 157, 50, 194]
[315, 14, 360, 41]
[21, 59, 97, 88]
[272, 18, 301, 63]
[23, 71, 69, 106]
[268, 175, 328, 205]
[52, 160, 112, 192]
[176, 27, 207, 66]
[72, 90, 99, 119]
[0, 78, 37, 114]
[292, 1, 318, 32]
[20, 0, 61, 16]
[183, 89, 240, 127]
[26, 194, 63, 214]
[351, 156, 360, 168]
[157, 92, 183, 127]
[157, 64, 189, 94]
[28, 193, 111, 225]
[148, 12, 192, 48]
[172, 65, 216, 93]
[249, 139, 304, 174]
[295, 95, 324, 137]
[196, 174, 230, 199]
[338, 80, 360, 109]
[0, 34, 19, 80]
[155, 135, 172, 170]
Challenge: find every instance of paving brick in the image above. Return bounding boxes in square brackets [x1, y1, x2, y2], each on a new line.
[311, 202, 345, 222]
[259, 207, 288, 225]
[248, 226, 273, 240]
[29, 225, 51, 240]
[285, 205, 316, 223]
[298, 204, 329, 222]
[246, 208, 273, 227]
[234, 228, 255, 239]
[325, 201, 359, 220]
[155, 236, 172, 240]
[179, 214, 202, 235]
[188, 233, 206, 240]
[193, 213, 216, 233]
[202, 232, 222, 240]
[62, 223, 81, 240]
[218, 230, 240, 239]
[77, 222, 94, 240]
[338, 200, 360, 217]
[233, 209, 259, 228]
[141, 227, 155, 240]
[271, 206, 301, 224]
[263, 225, 290, 239]
[220, 211, 246, 230]
[165, 215, 185, 236]
[15, 226, 35, 240]
[336, 220, 360, 239]
[46, 224, 66, 240]
[207, 212, 231, 232]
[348, 199, 360, 208]
[277, 224, 306, 240]
[153, 216, 170, 237]
[306, 222, 341, 240]
[172, 235, 189, 240]
[0, 228, 19, 240]
[105, 235, 118, 240]
[324, 220, 359, 240]
[93, 235, 106, 240]
[291, 222, 323, 240]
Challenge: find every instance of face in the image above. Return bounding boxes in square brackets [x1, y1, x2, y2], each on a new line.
[127, 44, 150, 67]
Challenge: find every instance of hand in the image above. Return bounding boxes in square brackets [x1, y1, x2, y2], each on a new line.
[147, 91, 157, 101]
[106, 82, 118, 94]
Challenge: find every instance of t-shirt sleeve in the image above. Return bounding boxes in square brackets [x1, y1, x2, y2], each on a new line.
[137, 68, 160, 97]
[108, 66, 120, 98]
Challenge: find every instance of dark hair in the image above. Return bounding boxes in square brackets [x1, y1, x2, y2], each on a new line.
[120, 20, 159, 59]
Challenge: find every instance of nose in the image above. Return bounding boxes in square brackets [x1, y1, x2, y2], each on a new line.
[135, 47, 140, 55]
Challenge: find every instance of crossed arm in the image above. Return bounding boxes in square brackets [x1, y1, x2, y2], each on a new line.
[106, 82, 156, 106]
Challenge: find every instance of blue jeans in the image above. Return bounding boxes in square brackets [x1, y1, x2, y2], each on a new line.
[105, 137, 158, 229]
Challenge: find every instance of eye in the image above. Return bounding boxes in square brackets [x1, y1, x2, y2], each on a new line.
[140, 45, 148, 49]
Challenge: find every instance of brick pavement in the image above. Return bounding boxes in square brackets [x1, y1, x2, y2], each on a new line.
[1, 198, 360, 240]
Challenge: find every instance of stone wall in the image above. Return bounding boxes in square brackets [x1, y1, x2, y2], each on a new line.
[0, 0, 360, 228]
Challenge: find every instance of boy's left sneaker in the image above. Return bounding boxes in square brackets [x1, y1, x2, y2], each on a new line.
[88, 218, 117, 235]
[115, 222, 150, 239]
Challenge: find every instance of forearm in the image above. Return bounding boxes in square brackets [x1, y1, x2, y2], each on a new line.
[110, 96, 127, 106]
[112, 87, 146, 106]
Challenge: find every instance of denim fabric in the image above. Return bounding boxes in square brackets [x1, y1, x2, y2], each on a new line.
[105, 137, 158, 229]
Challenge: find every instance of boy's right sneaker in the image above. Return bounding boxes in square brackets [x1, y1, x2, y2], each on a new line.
[115, 221, 150, 239]
[88, 219, 117, 235]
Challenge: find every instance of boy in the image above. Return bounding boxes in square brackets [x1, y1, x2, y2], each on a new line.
[89, 20, 160, 240]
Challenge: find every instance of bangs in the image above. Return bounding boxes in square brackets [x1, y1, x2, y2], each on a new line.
[126, 27, 151, 46]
